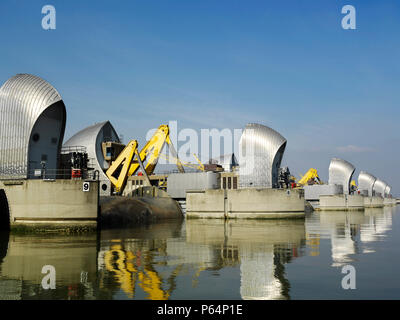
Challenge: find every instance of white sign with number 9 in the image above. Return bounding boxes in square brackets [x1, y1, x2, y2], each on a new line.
[83, 182, 90, 192]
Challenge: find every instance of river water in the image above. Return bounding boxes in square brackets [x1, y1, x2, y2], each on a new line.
[0, 205, 399, 300]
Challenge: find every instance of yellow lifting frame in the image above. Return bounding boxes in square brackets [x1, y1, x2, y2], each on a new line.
[106, 125, 185, 194]
[297, 168, 322, 186]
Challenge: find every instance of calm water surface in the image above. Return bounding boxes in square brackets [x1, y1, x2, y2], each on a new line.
[0, 205, 399, 299]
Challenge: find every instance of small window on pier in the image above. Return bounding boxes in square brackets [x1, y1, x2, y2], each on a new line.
[233, 177, 237, 189]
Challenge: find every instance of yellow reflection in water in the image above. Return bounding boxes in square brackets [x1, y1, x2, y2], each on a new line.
[103, 243, 170, 300]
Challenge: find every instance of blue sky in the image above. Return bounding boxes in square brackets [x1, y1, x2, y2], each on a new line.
[0, 0, 399, 194]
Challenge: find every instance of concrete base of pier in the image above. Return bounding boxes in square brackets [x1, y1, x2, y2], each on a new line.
[303, 184, 343, 201]
[384, 198, 397, 206]
[319, 194, 364, 211]
[364, 196, 384, 208]
[186, 188, 305, 219]
[0, 179, 99, 231]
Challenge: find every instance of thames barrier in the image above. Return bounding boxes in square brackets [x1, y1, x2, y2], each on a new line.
[0, 74, 397, 232]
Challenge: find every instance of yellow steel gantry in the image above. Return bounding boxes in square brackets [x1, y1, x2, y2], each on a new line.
[106, 125, 185, 194]
[297, 168, 323, 186]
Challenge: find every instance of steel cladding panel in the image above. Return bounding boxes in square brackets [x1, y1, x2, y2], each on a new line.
[328, 158, 355, 195]
[358, 171, 377, 197]
[167, 172, 220, 199]
[0, 74, 65, 179]
[384, 185, 391, 198]
[373, 179, 388, 198]
[63, 121, 120, 195]
[239, 123, 286, 188]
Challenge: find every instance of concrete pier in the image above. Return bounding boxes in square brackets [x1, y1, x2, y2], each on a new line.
[0, 179, 99, 231]
[319, 194, 396, 211]
[319, 194, 364, 211]
[303, 184, 343, 201]
[186, 188, 305, 219]
[384, 198, 397, 206]
[364, 196, 384, 208]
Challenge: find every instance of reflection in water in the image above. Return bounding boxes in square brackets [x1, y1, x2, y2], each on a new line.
[185, 219, 306, 300]
[98, 219, 306, 300]
[98, 221, 185, 300]
[305, 206, 396, 267]
[0, 205, 397, 300]
[361, 207, 393, 244]
[0, 232, 98, 300]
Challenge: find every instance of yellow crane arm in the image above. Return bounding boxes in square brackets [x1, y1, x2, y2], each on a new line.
[106, 125, 185, 194]
[126, 125, 185, 176]
[193, 153, 205, 172]
[297, 168, 321, 186]
[106, 140, 139, 194]
[158, 153, 205, 172]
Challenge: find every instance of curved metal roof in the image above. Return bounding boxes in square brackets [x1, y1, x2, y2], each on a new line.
[63, 121, 120, 183]
[328, 158, 355, 194]
[0, 74, 66, 178]
[373, 179, 388, 198]
[358, 171, 377, 197]
[239, 123, 287, 188]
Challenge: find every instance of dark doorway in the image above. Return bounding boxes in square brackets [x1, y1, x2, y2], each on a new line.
[0, 189, 10, 230]
[0, 229, 9, 266]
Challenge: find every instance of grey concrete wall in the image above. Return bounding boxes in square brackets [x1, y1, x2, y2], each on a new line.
[384, 198, 397, 206]
[364, 196, 384, 208]
[227, 188, 305, 214]
[186, 189, 226, 218]
[303, 184, 343, 201]
[186, 188, 305, 219]
[319, 194, 346, 209]
[347, 194, 365, 208]
[167, 172, 220, 199]
[1, 179, 98, 228]
[319, 194, 364, 211]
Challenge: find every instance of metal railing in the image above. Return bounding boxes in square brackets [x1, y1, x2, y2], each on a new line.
[32, 168, 98, 180]
[60, 145, 87, 154]
[1, 168, 98, 181]
[153, 168, 201, 175]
